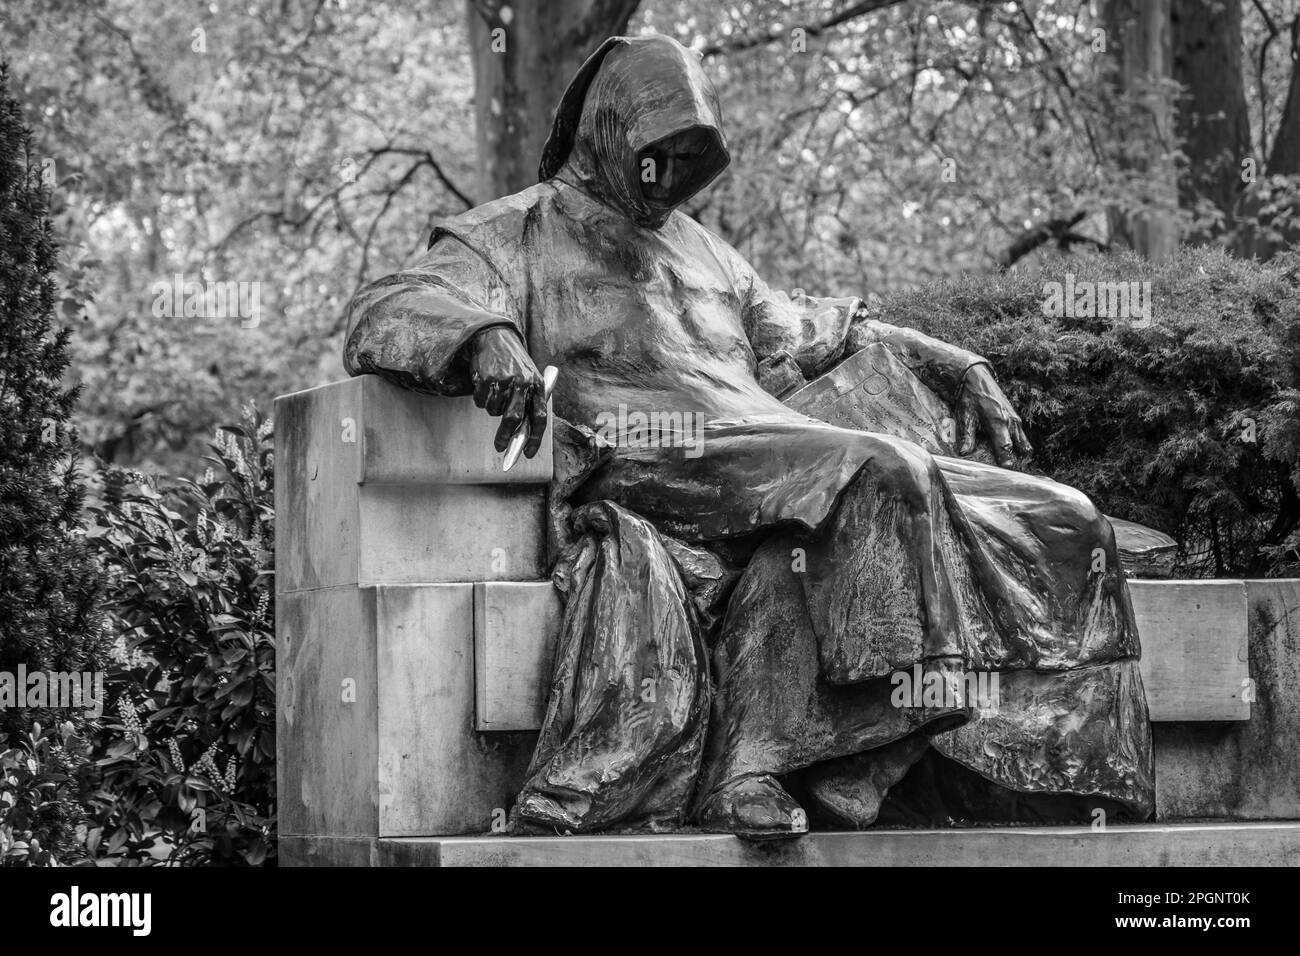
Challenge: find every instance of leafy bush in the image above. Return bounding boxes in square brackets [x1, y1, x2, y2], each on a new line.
[84, 406, 276, 866]
[1, 720, 96, 866]
[0, 62, 109, 866]
[877, 245, 1300, 577]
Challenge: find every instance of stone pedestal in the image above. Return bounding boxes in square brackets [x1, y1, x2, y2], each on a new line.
[275, 376, 560, 865]
[275, 376, 1300, 866]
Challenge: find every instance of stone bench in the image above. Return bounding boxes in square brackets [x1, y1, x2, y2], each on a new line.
[275, 377, 1300, 866]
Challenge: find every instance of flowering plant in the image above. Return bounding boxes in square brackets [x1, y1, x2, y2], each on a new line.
[85, 406, 276, 866]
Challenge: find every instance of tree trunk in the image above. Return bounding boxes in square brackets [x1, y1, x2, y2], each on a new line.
[467, 0, 641, 201]
[1269, 41, 1300, 175]
[1171, 0, 1251, 240]
[1104, 0, 1179, 259]
[1274, 22, 1300, 175]
[1246, 18, 1300, 259]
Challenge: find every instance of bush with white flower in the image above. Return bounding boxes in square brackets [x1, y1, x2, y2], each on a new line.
[84, 405, 276, 866]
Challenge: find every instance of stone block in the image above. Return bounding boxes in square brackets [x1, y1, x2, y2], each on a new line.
[1154, 579, 1300, 821]
[474, 582, 564, 731]
[375, 585, 536, 835]
[276, 583, 538, 861]
[358, 484, 545, 585]
[1129, 580, 1250, 722]
[275, 376, 552, 593]
[278, 585, 378, 844]
[358, 382, 553, 485]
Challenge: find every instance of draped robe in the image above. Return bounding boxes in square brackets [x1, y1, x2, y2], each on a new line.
[342, 34, 1155, 833]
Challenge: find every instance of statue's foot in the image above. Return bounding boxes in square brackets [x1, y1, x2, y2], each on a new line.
[804, 754, 891, 828]
[698, 775, 809, 841]
[804, 734, 931, 829]
[512, 791, 573, 832]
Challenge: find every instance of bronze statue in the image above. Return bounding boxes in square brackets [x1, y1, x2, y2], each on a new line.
[343, 34, 1154, 839]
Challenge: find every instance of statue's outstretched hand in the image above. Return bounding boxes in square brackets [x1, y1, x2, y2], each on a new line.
[956, 364, 1033, 470]
[470, 326, 548, 459]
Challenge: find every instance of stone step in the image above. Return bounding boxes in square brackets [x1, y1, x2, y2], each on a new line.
[364, 821, 1300, 867]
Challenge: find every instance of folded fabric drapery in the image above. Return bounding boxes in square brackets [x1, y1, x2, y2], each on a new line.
[343, 33, 1155, 835]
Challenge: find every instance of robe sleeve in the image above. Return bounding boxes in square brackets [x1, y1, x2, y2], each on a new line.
[342, 236, 523, 396]
[710, 237, 858, 378]
[743, 279, 860, 379]
[715, 233, 987, 402]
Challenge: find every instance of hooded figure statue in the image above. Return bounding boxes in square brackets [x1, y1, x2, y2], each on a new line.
[343, 34, 1155, 839]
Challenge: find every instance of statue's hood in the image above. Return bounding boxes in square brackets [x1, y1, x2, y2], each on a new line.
[538, 34, 730, 228]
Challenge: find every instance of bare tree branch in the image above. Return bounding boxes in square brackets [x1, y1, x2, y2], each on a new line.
[212, 143, 473, 253]
[1253, 0, 1279, 161]
[353, 160, 426, 297]
[93, 13, 196, 131]
[367, 146, 476, 208]
[997, 210, 1108, 268]
[700, 0, 907, 57]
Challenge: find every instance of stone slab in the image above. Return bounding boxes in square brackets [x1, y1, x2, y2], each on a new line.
[455, 579, 1258, 731]
[280, 834, 377, 868]
[375, 585, 536, 836]
[474, 582, 564, 731]
[275, 376, 552, 593]
[1130, 580, 1250, 721]
[277, 583, 538, 845]
[356, 378, 552, 485]
[358, 484, 546, 585]
[275, 377, 365, 594]
[1154, 579, 1300, 820]
[278, 585, 379, 841]
[369, 822, 1300, 867]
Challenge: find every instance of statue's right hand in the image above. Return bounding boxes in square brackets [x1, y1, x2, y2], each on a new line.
[469, 325, 548, 458]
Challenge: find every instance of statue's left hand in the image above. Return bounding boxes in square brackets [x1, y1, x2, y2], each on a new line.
[956, 364, 1033, 469]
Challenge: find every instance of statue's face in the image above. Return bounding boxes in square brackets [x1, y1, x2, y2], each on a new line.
[639, 127, 714, 210]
